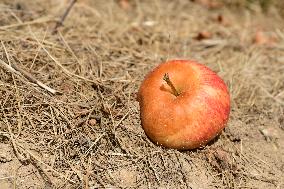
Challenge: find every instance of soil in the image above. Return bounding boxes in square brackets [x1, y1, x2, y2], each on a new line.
[0, 0, 284, 188]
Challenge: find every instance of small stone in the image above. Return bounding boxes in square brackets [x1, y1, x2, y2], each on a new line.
[88, 119, 97, 126]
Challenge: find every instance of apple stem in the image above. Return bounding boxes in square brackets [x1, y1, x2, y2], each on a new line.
[163, 73, 180, 96]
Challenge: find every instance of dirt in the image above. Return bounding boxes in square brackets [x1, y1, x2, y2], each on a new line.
[0, 0, 284, 188]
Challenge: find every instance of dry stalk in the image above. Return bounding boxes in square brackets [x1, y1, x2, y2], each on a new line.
[0, 59, 58, 94]
[0, 17, 52, 30]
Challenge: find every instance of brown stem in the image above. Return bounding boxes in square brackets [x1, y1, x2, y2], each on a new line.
[163, 73, 179, 96]
[52, 0, 77, 34]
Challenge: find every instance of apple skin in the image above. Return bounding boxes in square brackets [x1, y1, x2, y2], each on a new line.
[137, 60, 230, 150]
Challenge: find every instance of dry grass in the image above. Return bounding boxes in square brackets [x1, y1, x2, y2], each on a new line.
[0, 0, 284, 188]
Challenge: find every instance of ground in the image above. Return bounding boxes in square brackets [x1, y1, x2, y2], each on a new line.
[0, 0, 284, 188]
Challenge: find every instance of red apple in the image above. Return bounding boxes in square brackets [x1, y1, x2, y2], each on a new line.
[137, 60, 230, 150]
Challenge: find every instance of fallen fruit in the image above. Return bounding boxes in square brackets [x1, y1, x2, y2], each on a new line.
[137, 60, 230, 150]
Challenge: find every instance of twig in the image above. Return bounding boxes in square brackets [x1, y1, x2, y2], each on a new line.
[0, 59, 59, 95]
[0, 58, 19, 73]
[14, 141, 76, 184]
[52, 0, 77, 34]
[2, 116, 29, 163]
[257, 84, 284, 105]
[147, 157, 161, 185]
[84, 134, 105, 157]
[113, 110, 130, 131]
[66, 160, 83, 182]
[174, 152, 191, 189]
[84, 157, 92, 189]
[2, 41, 23, 138]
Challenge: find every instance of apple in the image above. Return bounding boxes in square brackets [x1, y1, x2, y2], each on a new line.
[137, 60, 230, 150]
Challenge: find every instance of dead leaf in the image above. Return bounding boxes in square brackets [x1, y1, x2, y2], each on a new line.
[206, 148, 238, 173]
[119, 0, 130, 10]
[253, 30, 276, 46]
[216, 14, 230, 26]
[195, 31, 212, 40]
